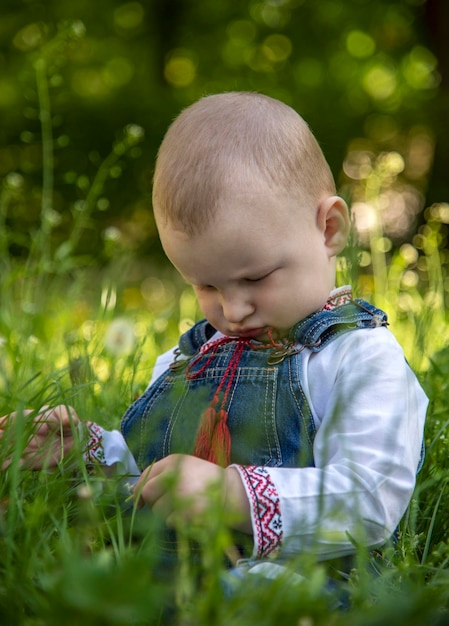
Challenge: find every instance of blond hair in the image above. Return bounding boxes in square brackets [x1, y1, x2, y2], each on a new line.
[152, 92, 336, 234]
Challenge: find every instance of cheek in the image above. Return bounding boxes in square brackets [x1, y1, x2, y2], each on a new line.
[261, 276, 289, 306]
[260, 278, 300, 320]
[195, 291, 217, 318]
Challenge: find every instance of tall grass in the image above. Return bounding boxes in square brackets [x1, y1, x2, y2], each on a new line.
[1, 23, 449, 626]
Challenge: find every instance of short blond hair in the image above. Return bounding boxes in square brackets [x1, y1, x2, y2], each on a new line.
[152, 92, 336, 234]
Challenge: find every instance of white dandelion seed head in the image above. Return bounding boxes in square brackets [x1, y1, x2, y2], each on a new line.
[104, 318, 135, 356]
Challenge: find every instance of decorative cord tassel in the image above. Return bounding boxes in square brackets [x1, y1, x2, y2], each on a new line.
[208, 409, 231, 466]
[193, 406, 219, 461]
[193, 404, 232, 466]
[188, 332, 282, 467]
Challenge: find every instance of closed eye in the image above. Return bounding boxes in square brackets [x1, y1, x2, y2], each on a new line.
[195, 284, 216, 292]
[246, 270, 275, 283]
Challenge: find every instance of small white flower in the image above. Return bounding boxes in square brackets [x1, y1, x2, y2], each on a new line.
[77, 483, 94, 500]
[70, 20, 86, 38]
[124, 123, 145, 143]
[5, 172, 24, 189]
[104, 318, 135, 356]
[102, 226, 121, 242]
[43, 208, 62, 226]
[73, 199, 87, 212]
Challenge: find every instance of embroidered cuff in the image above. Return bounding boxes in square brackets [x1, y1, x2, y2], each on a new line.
[83, 421, 107, 465]
[81, 422, 141, 482]
[234, 465, 283, 559]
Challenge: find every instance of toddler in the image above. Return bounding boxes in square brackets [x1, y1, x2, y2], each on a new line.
[1, 92, 427, 573]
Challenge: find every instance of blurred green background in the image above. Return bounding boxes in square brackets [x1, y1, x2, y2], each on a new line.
[0, 0, 447, 268]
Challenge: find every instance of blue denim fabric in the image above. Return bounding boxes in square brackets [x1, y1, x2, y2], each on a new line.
[120, 299, 388, 471]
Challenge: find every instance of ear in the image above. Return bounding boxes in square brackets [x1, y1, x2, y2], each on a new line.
[316, 195, 350, 257]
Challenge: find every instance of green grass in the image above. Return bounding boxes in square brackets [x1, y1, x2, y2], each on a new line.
[1, 219, 449, 626]
[2, 29, 449, 624]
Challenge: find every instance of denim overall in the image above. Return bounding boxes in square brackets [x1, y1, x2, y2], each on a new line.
[121, 299, 388, 471]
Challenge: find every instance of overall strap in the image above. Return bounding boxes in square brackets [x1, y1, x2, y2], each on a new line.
[178, 319, 216, 356]
[290, 299, 388, 351]
[177, 300, 388, 357]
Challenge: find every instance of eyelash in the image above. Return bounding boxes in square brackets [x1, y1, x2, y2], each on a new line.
[197, 284, 216, 292]
[247, 271, 272, 283]
[196, 271, 274, 291]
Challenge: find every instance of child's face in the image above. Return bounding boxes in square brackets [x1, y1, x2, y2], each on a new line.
[157, 184, 342, 341]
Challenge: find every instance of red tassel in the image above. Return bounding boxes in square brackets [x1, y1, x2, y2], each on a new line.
[194, 406, 218, 460]
[189, 333, 284, 468]
[191, 338, 251, 467]
[209, 409, 231, 466]
[193, 407, 231, 467]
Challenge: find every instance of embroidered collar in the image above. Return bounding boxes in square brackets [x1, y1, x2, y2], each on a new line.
[173, 286, 355, 363]
[323, 285, 353, 311]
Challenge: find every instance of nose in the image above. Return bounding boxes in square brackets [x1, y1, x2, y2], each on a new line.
[220, 289, 254, 324]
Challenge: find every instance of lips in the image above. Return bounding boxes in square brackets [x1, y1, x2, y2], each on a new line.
[231, 327, 267, 339]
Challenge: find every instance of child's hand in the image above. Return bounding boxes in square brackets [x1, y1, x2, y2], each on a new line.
[133, 454, 251, 532]
[0, 405, 80, 470]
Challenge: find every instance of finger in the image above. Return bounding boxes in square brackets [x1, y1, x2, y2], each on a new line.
[133, 466, 156, 504]
[0, 410, 34, 427]
[152, 492, 176, 523]
[144, 454, 182, 477]
[37, 406, 80, 433]
[133, 456, 178, 493]
[135, 455, 186, 494]
[53, 405, 80, 428]
[133, 466, 170, 509]
[21, 440, 67, 469]
[38, 405, 66, 425]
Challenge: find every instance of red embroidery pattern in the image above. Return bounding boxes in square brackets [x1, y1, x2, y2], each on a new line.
[323, 286, 352, 311]
[84, 421, 106, 464]
[239, 466, 283, 558]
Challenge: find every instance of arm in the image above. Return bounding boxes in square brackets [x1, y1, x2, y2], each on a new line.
[0, 406, 140, 481]
[0, 405, 80, 469]
[133, 454, 251, 531]
[234, 328, 427, 561]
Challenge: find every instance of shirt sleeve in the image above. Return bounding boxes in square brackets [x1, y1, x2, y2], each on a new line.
[84, 421, 140, 480]
[79, 344, 187, 484]
[80, 345, 183, 480]
[234, 327, 428, 562]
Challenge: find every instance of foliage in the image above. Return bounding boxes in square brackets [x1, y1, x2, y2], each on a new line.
[1, 199, 449, 624]
[1, 2, 449, 624]
[1, 124, 449, 622]
[0, 0, 445, 266]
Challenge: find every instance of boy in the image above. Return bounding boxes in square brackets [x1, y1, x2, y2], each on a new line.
[1, 92, 427, 569]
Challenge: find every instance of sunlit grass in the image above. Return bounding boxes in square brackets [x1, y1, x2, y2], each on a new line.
[1, 224, 449, 624]
[2, 139, 449, 622]
[1, 23, 449, 624]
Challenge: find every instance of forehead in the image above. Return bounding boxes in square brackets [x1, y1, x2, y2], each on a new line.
[158, 190, 313, 284]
